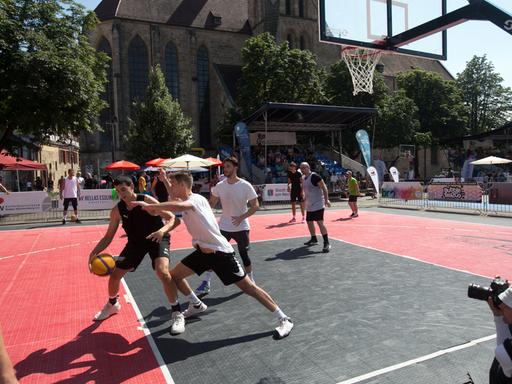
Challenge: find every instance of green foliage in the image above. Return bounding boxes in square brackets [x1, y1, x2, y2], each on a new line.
[125, 65, 193, 164]
[397, 69, 468, 141]
[0, 0, 109, 148]
[325, 60, 388, 107]
[456, 55, 512, 134]
[236, 33, 325, 116]
[375, 90, 420, 148]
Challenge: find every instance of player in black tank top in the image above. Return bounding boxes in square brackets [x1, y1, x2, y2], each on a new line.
[88, 175, 205, 335]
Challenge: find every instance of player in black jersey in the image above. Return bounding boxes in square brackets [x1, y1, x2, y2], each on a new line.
[287, 162, 305, 223]
[88, 175, 205, 335]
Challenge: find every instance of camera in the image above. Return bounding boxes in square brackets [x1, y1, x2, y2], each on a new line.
[468, 277, 509, 307]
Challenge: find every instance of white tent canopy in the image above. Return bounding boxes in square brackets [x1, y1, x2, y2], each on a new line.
[470, 156, 512, 165]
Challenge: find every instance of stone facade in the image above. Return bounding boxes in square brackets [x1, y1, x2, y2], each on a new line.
[81, 0, 453, 172]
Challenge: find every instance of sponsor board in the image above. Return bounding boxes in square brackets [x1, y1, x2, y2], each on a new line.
[58, 189, 119, 210]
[489, 183, 512, 205]
[250, 132, 297, 146]
[0, 191, 52, 214]
[381, 182, 423, 200]
[253, 184, 291, 202]
[427, 183, 482, 202]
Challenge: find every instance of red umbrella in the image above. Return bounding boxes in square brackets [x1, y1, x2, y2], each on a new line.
[0, 151, 47, 170]
[106, 160, 140, 170]
[204, 157, 223, 166]
[145, 158, 167, 166]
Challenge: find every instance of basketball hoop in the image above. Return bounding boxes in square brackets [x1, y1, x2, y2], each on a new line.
[341, 46, 383, 95]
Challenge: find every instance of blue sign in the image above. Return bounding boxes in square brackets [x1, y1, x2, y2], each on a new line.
[234, 122, 252, 179]
[355, 129, 372, 168]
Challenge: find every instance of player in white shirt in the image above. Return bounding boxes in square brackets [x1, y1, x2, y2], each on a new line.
[131, 172, 294, 339]
[60, 168, 81, 224]
[195, 157, 259, 297]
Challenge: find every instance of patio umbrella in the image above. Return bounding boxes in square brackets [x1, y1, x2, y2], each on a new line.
[159, 154, 214, 169]
[145, 158, 166, 166]
[470, 156, 512, 165]
[106, 160, 140, 170]
[204, 157, 223, 166]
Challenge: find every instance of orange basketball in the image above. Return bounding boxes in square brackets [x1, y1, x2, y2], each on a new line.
[91, 254, 116, 276]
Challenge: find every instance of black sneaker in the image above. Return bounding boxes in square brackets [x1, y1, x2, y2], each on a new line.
[62, 218, 66, 225]
[75, 219, 82, 224]
[322, 243, 331, 253]
[304, 239, 318, 246]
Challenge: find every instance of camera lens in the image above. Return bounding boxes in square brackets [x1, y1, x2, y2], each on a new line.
[468, 284, 491, 301]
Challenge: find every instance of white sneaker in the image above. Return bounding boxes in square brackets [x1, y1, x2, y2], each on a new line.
[275, 317, 294, 339]
[182, 302, 208, 318]
[93, 301, 121, 321]
[170, 311, 185, 335]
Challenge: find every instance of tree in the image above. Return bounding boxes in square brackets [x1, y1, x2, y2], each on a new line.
[125, 65, 193, 164]
[375, 90, 420, 149]
[236, 33, 325, 117]
[456, 55, 512, 134]
[397, 69, 468, 142]
[0, 0, 109, 149]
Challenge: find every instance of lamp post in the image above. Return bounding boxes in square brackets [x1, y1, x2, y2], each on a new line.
[110, 115, 118, 163]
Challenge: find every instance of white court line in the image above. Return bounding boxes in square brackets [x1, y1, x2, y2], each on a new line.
[336, 334, 496, 384]
[330, 236, 492, 279]
[121, 279, 176, 384]
[0, 241, 96, 261]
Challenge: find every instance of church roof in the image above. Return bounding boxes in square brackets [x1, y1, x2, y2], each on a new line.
[93, 0, 251, 33]
[380, 55, 453, 80]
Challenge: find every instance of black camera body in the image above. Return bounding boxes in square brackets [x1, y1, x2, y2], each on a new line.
[468, 278, 510, 307]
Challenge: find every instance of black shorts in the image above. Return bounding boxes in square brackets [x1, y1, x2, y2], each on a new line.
[290, 188, 303, 202]
[181, 248, 246, 286]
[348, 195, 358, 202]
[116, 236, 170, 271]
[63, 198, 78, 210]
[221, 229, 250, 266]
[306, 208, 324, 222]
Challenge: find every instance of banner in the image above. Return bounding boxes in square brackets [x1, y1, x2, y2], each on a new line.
[253, 184, 291, 202]
[356, 130, 372, 168]
[367, 166, 380, 195]
[381, 182, 423, 200]
[250, 132, 297, 146]
[0, 191, 52, 214]
[427, 183, 482, 202]
[234, 122, 252, 179]
[489, 183, 512, 205]
[389, 167, 399, 182]
[58, 189, 119, 211]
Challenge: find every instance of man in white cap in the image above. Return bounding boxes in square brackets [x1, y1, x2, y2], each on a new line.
[489, 286, 512, 383]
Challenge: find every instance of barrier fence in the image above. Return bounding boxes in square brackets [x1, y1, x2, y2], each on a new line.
[379, 181, 512, 216]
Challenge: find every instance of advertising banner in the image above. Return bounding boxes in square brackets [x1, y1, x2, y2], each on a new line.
[58, 189, 119, 211]
[355, 130, 371, 168]
[257, 184, 291, 202]
[381, 182, 423, 200]
[250, 132, 297, 146]
[367, 166, 380, 195]
[0, 191, 52, 214]
[234, 122, 252, 179]
[489, 183, 512, 205]
[427, 183, 482, 202]
[389, 167, 399, 183]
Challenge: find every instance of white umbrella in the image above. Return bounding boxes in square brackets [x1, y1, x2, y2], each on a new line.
[164, 166, 209, 173]
[159, 154, 215, 169]
[470, 156, 512, 165]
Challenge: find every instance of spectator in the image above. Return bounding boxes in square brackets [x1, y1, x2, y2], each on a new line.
[76, 172, 85, 189]
[0, 176, 9, 194]
[35, 177, 43, 191]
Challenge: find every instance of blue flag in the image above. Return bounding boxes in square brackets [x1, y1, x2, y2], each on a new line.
[356, 129, 372, 168]
[234, 122, 252, 179]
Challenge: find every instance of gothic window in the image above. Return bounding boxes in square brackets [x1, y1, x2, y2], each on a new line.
[299, 0, 305, 17]
[128, 36, 149, 105]
[97, 38, 114, 152]
[165, 42, 179, 99]
[300, 35, 305, 50]
[197, 47, 211, 147]
[287, 34, 293, 48]
[285, 0, 291, 15]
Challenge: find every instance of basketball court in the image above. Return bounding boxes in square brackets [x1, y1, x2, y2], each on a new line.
[1, 208, 511, 383]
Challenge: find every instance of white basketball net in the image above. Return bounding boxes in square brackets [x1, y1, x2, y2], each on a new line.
[341, 46, 382, 95]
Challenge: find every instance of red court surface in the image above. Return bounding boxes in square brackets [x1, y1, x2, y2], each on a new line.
[1, 209, 511, 383]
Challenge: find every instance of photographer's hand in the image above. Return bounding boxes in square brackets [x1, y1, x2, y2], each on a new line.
[487, 297, 503, 316]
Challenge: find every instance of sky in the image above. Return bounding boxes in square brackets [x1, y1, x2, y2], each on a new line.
[78, 0, 512, 88]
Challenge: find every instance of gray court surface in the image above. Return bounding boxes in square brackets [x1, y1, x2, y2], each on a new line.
[125, 238, 497, 384]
